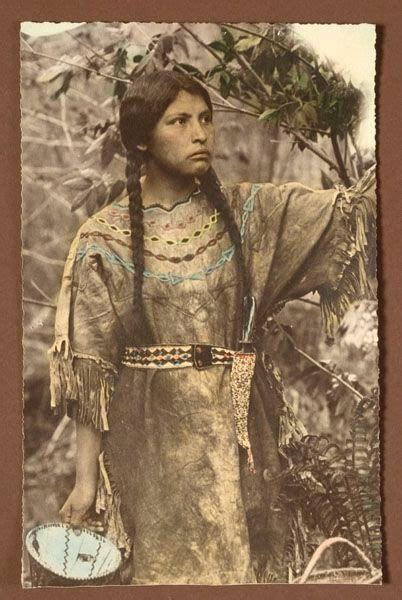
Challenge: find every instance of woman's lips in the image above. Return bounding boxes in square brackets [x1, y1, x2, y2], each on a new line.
[189, 151, 210, 160]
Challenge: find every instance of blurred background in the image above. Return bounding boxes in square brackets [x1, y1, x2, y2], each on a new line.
[20, 22, 378, 584]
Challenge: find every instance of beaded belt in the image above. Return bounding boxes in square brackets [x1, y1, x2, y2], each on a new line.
[122, 344, 237, 370]
[121, 343, 257, 473]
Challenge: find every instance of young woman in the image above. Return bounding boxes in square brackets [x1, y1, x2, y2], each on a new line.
[50, 70, 376, 584]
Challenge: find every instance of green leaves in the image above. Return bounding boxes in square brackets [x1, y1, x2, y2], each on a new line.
[50, 70, 74, 100]
[219, 71, 235, 98]
[234, 35, 262, 53]
[279, 390, 381, 571]
[208, 40, 227, 54]
[208, 27, 235, 63]
[173, 63, 204, 80]
[204, 23, 362, 177]
[302, 102, 318, 125]
[113, 46, 127, 76]
[258, 107, 281, 124]
[221, 26, 235, 48]
[36, 60, 77, 99]
[36, 64, 70, 84]
[204, 63, 225, 81]
[112, 46, 128, 99]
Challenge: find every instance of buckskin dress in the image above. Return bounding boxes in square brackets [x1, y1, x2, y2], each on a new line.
[49, 167, 376, 584]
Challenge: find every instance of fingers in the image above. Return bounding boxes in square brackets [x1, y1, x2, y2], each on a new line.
[59, 489, 99, 529]
[70, 510, 86, 526]
[59, 501, 72, 524]
[59, 500, 86, 526]
[81, 516, 105, 534]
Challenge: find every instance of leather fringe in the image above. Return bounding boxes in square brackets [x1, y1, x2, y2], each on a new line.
[48, 337, 117, 431]
[319, 166, 376, 341]
[96, 451, 132, 558]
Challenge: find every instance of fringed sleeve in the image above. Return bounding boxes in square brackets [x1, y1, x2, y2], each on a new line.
[318, 166, 376, 339]
[249, 165, 376, 341]
[48, 227, 125, 431]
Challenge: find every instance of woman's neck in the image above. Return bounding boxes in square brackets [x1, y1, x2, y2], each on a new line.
[140, 166, 198, 210]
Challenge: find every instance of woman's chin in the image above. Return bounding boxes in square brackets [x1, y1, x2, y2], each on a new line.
[190, 162, 212, 177]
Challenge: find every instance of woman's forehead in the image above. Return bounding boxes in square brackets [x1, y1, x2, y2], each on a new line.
[163, 90, 210, 116]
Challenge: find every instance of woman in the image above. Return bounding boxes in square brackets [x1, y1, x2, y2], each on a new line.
[50, 70, 376, 584]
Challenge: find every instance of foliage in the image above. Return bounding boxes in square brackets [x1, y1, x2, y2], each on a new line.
[20, 23, 379, 584]
[207, 25, 361, 134]
[181, 23, 370, 186]
[268, 299, 378, 444]
[21, 21, 375, 216]
[274, 390, 381, 578]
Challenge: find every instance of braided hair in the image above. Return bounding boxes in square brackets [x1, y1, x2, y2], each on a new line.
[199, 166, 251, 345]
[124, 148, 149, 342]
[119, 71, 250, 345]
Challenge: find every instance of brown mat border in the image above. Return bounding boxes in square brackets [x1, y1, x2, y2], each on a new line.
[1, 1, 401, 598]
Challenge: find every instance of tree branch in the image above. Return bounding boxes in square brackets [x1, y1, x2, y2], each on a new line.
[274, 319, 365, 401]
[295, 297, 321, 307]
[67, 31, 133, 79]
[179, 23, 223, 64]
[298, 126, 331, 136]
[44, 415, 71, 457]
[331, 130, 352, 186]
[349, 129, 365, 178]
[212, 101, 259, 118]
[22, 136, 86, 148]
[21, 37, 130, 85]
[181, 25, 341, 173]
[204, 79, 261, 111]
[30, 279, 55, 304]
[179, 24, 266, 104]
[222, 22, 320, 75]
[60, 95, 74, 154]
[22, 173, 72, 226]
[23, 297, 56, 310]
[282, 124, 341, 173]
[131, 24, 260, 116]
[66, 31, 108, 63]
[22, 108, 65, 129]
[23, 166, 67, 174]
[122, 23, 236, 114]
[229, 45, 272, 100]
[22, 249, 65, 266]
[68, 86, 110, 111]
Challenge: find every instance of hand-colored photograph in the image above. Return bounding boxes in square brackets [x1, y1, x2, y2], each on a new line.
[21, 21, 380, 586]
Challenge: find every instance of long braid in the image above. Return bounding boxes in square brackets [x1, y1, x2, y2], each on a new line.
[200, 167, 251, 347]
[125, 149, 150, 343]
[119, 72, 248, 345]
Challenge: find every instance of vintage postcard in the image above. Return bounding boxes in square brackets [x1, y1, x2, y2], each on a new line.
[21, 21, 379, 586]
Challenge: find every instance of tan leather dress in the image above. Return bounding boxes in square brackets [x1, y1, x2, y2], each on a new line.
[49, 171, 376, 584]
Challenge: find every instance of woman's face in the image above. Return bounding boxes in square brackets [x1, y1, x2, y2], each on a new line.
[142, 90, 215, 179]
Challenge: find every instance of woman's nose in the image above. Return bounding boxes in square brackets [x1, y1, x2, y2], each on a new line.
[191, 120, 208, 142]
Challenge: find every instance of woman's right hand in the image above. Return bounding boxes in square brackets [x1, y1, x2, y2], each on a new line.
[59, 483, 97, 526]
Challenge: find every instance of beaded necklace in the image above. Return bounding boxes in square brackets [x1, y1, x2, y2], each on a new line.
[77, 184, 263, 285]
[93, 209, 220, 246]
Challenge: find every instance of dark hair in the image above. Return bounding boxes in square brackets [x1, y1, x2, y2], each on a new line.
[119, 70, 249, 345]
